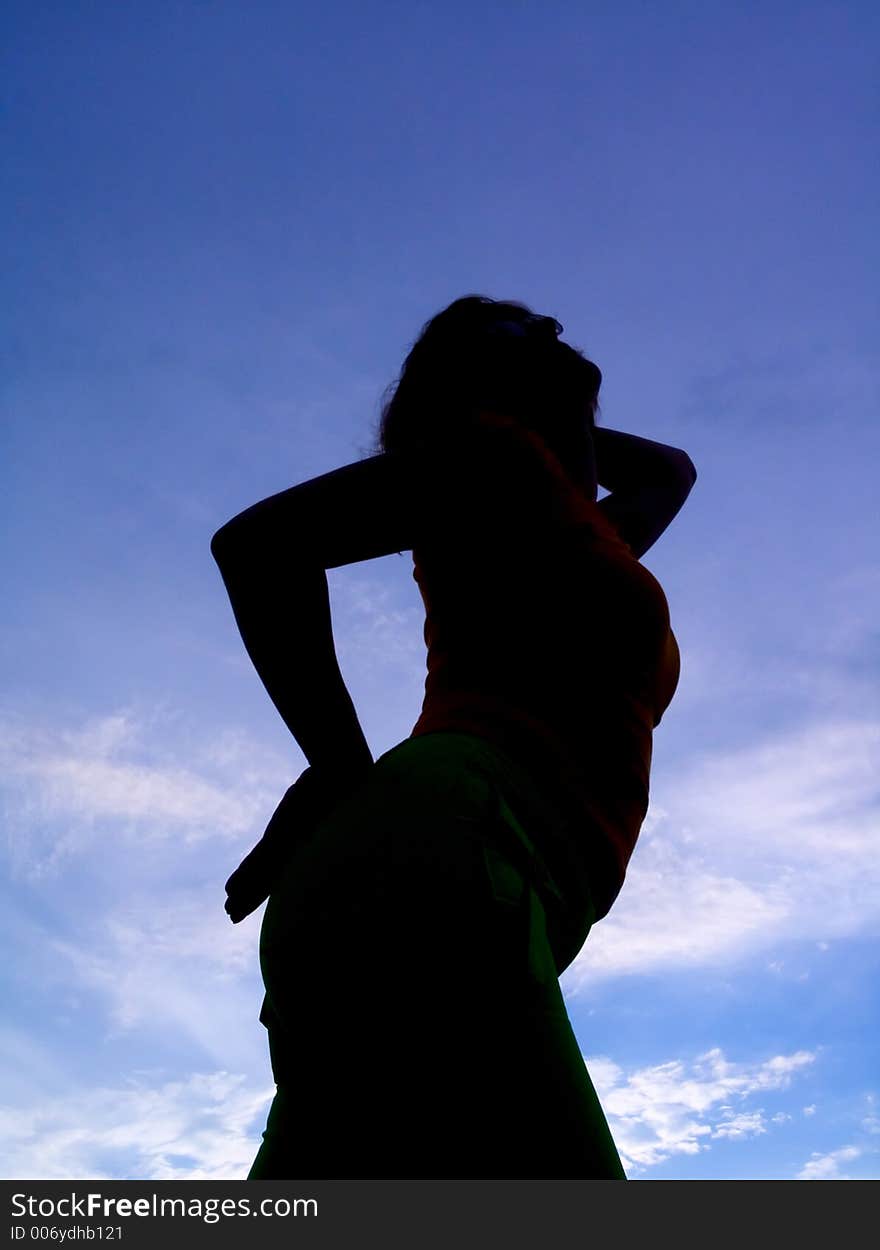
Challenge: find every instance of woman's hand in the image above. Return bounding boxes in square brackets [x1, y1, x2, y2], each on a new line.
[224, 760, 374, 923]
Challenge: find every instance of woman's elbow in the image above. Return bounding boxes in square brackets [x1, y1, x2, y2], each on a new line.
[211, 514, 292, 573]
[211, 520, 245, 568]
[676, 452, 697, 486]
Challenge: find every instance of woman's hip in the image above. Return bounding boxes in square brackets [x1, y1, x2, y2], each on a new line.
[257, 732, 591, 1011]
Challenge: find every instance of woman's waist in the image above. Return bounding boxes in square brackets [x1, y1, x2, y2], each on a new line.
[412, 691, 652, 808]
[411, 697, 649, 917]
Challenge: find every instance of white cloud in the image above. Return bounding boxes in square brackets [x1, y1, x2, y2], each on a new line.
[48, 887, 267, 1070]
[565, 856, 788, 987]
[0, 1070, 272, 1180]
[674, 719, 880, 862]
[5, 703, 880, 1001]
[0, 1024, 71, 1106]
[329, 571, 423, 674]
[327, 570, 428, 745]
[0, 710, 292, 878]
[0, 705, 385, 1076]
[588, 1046, 816, 1174]
[797, 1146, 862, 1180]
[0, 1045, 814, 1181]
[712, 1111, 766, 1140]
[564, 715, 880, 989]
[859, 1093, 879, 1134]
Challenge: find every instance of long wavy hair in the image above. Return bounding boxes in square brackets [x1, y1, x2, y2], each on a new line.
[368, 294, 602, 488]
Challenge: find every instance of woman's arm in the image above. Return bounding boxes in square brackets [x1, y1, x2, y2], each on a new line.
[592, 428, 697, 559]
[592, 427, 696, 492]
[211, 452, 417, 570]
[211, 452, 417, 772]
[212, 551, 373, 774]
[214, 556, 375, 923]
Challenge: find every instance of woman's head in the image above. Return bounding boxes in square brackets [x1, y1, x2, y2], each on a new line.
[371, 294, 602, 493]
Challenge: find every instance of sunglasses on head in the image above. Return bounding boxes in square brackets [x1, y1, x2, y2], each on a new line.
[484, 313, 564, 340]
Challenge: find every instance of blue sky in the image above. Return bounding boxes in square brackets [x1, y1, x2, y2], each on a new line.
[2, 0, 878, 1179]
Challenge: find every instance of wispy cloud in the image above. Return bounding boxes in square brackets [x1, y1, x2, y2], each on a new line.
[329, 571, 423, 674]
[588, 1047, 816, 1174]
[565, 715, 880, 990]
[797, 1145, 862, 1180]
[5, 703, 879, 998]
[861, 1093, 880, 1135]
[0, 1042, 816, 1180]
[44, 885, 268, 1071]
[567, 853, 788, 985]
[711, 1110, 767, 1140]
[679, 342, 878, 437]
[0, 709, 292, 878]
[674, 718, 879, 863]
[0, 1070, 271, 1180]
[328, 569, 427, 743]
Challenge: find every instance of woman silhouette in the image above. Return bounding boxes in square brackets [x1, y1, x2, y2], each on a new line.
[211, 295, 696, 1179]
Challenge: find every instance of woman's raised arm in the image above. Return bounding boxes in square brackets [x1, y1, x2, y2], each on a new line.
[211, 451, 417, 571]
[210, 452, 418, 775]
[593, 427, 697, 559]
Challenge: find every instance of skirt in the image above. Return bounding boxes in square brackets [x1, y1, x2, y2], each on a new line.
[247, 730, 625, 1180]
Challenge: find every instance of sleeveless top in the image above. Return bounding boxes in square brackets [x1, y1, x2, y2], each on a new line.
[407, 410, 680, 922]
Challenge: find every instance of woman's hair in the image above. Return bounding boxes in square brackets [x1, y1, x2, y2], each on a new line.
[368, 294, 602, 484]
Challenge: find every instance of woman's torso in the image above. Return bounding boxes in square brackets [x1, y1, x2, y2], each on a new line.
[406, 410, 681, 921]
